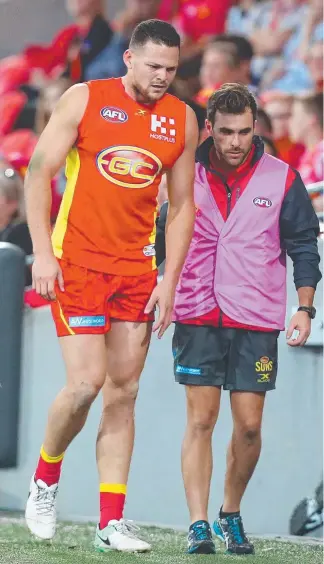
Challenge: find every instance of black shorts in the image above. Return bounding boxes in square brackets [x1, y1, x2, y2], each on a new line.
[172, 323, 280, 392]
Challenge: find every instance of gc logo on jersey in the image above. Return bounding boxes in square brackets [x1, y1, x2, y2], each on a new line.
[97, 146, 162, 188]
[100, 106, 128, 124]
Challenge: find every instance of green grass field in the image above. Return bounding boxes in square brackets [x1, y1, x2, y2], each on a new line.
[0, 516, 322, 564]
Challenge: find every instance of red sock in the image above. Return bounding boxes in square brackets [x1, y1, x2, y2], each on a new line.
[99, 484, 127, 529]
[34, 445, 64, 487]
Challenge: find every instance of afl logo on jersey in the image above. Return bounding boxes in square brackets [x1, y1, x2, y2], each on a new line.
[253, 197, 272, 208]
[100, 106, 128, 124]
[97, 146, 162, 189]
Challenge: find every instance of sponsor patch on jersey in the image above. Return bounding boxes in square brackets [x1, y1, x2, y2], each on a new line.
[100, 106, 128, 124]
[253, 197, 272, 208]
[150, 114, 176, 143]
[143, 244, 156, 257]
[97, 145, 162, 189]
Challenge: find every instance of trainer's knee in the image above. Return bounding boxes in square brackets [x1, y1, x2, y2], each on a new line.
[236, 422, 261, 446]
[188, 408, 218, 435]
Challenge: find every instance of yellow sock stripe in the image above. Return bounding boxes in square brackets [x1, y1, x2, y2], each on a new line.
[57, 300, 75, 336]
[100, 483, 127, 495]
[40, 445, 65, 464]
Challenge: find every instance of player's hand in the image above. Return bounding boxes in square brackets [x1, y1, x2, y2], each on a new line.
[286, 311, 311, 347]
[145, 278, 175, 339]
[32, 252, 64, 301]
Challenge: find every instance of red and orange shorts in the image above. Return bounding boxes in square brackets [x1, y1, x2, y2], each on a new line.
[51, 260, 157, 337]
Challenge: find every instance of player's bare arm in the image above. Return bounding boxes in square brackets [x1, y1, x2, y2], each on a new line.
[25, 84, 89, 300]
[145, 105, 198, 338]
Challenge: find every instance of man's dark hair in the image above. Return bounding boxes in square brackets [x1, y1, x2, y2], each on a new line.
[130, 19, 180, 50]
[257, 108, 273, 135]
[299, 93, 323, 130]
[207, 83, 258, 125]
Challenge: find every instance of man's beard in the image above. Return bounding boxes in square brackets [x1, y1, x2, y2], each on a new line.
[133, 81, 166, 104]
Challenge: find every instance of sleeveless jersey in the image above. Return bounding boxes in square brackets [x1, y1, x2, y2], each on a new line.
[52, 78, 187, 275]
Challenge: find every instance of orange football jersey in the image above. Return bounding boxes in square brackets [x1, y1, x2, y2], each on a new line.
[52, 78, 187, 275]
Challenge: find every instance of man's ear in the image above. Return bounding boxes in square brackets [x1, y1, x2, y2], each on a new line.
[123, 49, 132, 70]
[205, 119, 213, 136]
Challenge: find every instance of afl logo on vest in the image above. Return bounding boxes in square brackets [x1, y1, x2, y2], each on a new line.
[253, 197, 272, 208]
[100, 106, 128, 124]
[97, 146, 162, 188]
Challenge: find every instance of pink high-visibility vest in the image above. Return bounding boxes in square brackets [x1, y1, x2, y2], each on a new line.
[173, 154, 289, 330]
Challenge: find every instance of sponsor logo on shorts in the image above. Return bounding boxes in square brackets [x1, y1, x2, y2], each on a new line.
[143, 244, 155, 257]
[69, 315, 106, 327]
[255, 355, 273, 383]
[253, 197, 272, 208]
[97, 146, 162, 189]
[176, 364, 202, 375]
[100, 106, 128, 124]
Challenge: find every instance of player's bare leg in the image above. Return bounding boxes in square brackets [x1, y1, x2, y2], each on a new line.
[223, 391, 265, 512]
[95, 320, 152, 553]
[182, 386, 221, 554]
[26, 334, 107, 540]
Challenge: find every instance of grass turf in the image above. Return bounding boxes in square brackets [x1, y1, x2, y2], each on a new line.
[0, 516, 322, 564]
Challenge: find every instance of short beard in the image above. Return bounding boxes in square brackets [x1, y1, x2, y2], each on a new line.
[133, 81, 167, 104]
[133, 82, 156, 104]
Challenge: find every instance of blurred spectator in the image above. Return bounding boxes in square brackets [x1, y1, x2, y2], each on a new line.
[114, 0, 160, 36]
[195, 43, 239, 106]
[255, 108, 273, 138]
[307, 41, 323, 94]
[0, 165, 32, 284]
[63, 0, 114, 82]
[35, 78, 72, 134]
[0, 91, 28, 138]
[259, 0, 323, 94]
[0, 55, 31, 97]
[262, 135, 279, 157]
[158, 0, 233, 62]
[249, 0, 309, 90]
[262, 92, 305, 167]
[195, 35, 253, 107]
[214, 35, 254, 86]
[290, 93, 323, 186]
[227, 0, 272, 37]
[0, 129, 62, 221]
[86, 0, 160, 80]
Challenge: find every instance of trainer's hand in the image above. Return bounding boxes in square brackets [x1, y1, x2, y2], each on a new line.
[144, 278, 175, 339]
[286, 311, 311, 347]
[32, 252, 64, 301]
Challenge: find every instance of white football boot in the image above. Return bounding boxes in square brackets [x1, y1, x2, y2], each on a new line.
[94, 519, 151, 553]
[25, 475, 58, 540]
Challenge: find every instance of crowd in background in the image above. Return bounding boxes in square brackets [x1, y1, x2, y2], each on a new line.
[0, 0, 322, 303]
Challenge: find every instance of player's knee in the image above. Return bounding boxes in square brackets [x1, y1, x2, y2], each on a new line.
[103, 379, 139, 413]
[120, 379, 140, 406]
[67, 379, 103, 411]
